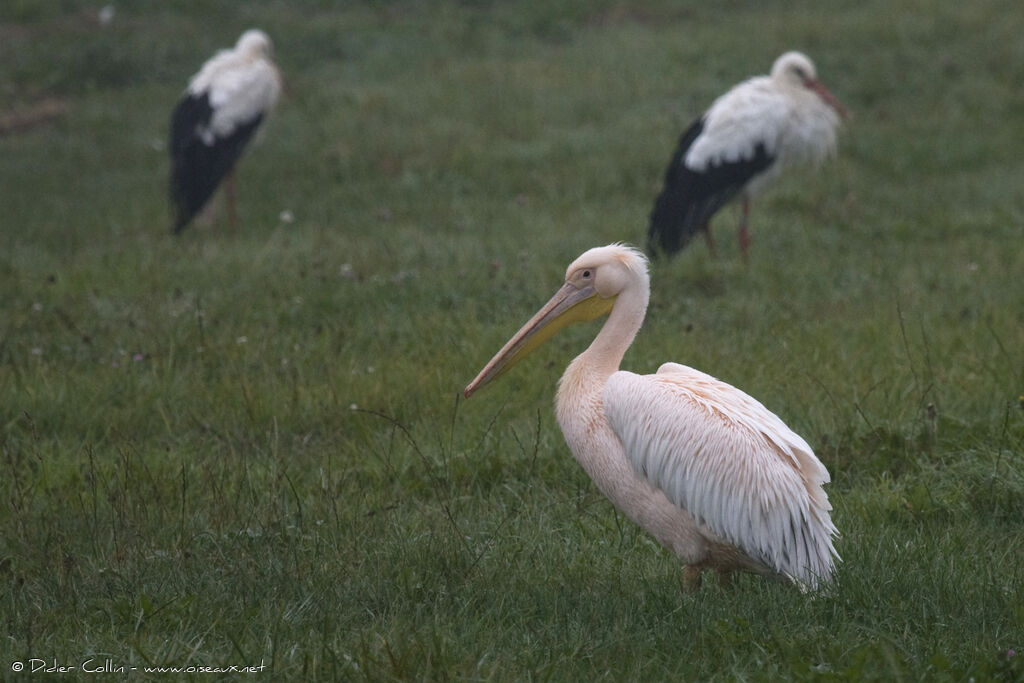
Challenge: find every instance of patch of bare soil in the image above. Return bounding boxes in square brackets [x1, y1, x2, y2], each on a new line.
[0, 98, 67, 136]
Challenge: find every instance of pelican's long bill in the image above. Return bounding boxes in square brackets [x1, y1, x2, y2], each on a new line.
[464, 280, 616, 398]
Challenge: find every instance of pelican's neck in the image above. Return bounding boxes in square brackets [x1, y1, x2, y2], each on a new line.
[555, 278, 649, 492]
[576, 283, 649, 382]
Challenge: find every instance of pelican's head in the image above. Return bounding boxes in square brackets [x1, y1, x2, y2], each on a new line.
[464, 244, 648, 398]
[772, 51, 849, 119]
[565, 244, 649, 300]
[237, 29, 273, 58]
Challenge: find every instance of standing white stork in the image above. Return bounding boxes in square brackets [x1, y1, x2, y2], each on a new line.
[465, 244, 838, 589]
[169, 29, 282, 234]
[648, 51, 848, 259]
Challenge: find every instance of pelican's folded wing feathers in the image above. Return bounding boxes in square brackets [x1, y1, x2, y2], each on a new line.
[603, 363, 838, 586]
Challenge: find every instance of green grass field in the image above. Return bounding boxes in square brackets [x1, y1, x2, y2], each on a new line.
[2, 0, 1022, 679]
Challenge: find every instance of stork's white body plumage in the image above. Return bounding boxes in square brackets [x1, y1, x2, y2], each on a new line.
[466, 245, 838, 588]
[169, 30, 281, 233]
[186, 32, 281, 143]
[649, 52, 847, 259]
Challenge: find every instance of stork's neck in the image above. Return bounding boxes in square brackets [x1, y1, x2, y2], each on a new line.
[577, 284, 649, 381]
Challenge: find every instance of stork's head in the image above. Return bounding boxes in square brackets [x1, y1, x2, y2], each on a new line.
[237, 29, 273, 58]
[464, 245, 649, 398]
[772, 51, 849, 119]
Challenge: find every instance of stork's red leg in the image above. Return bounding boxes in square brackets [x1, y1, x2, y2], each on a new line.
[738, 197, 751, 262]
[702, 223, 716, 257]
[225, 171, 238, 231]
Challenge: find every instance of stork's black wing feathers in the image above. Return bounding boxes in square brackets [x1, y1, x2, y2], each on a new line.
[169, 92, 263, 234]
[647, 117, 775, 257]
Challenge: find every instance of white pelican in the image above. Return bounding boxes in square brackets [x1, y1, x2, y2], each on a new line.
[648, 51, 848, 259]
[465, 245, 838, 589]
[169, 29, 282, 234]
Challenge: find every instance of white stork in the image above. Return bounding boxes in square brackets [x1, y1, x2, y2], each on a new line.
[648, 51, 848, 259]
[169, 29, 282, 234]
[465, 244, 838, 589]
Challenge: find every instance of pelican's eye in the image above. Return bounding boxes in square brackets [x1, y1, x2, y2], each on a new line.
[582, 270, 592, 279]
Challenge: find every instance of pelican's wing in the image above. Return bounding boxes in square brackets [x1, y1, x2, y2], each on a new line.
[604, 363, 838, 586]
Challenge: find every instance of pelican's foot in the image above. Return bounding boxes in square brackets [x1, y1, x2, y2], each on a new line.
[682, 565, 703, 592]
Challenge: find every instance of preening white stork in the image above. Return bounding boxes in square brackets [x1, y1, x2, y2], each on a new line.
[648, 51, 848, 259]
[169, 29, 282, 234]
[465, 244, 838, 589]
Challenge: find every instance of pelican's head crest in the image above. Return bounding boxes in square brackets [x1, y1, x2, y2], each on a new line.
[566, 244, 649, 300]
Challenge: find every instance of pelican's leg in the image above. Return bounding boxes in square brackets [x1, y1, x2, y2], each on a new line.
[716, 569, 735, 589]
[682, 565, 703, 592]
[224, 171, 238, 231]
[738, 197, 751, 261]
[701, 223, 716, 257]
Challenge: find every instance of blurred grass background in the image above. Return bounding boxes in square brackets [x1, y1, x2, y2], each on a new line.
[1, 0, 1022, 679]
